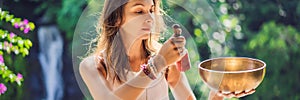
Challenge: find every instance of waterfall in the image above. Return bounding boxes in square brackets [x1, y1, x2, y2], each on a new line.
[38, 25, 64, 100]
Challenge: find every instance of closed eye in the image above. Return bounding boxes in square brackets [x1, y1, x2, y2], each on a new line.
[136, 10, 144, 14]
[135, 9, 154, 14]
[131, 3, 155, 15]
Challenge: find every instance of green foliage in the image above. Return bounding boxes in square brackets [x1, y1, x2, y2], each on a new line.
[0, 9, 35, 33]
[34, 0, 86, 41]
[0, 8, 33, 98]
[0, 29, 32, 56]
[166, 0, 300, 99]
[243, 21, 300, 99]
[227, 0, 300, 99]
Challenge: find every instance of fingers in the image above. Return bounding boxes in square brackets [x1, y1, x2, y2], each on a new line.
[218, 89, 256, 98]
[217, 91, 235, 98]
[158, 36, 186, 66]
[245, 89, 255, 95]
[235, 92, 247, 98]
[173, 41, 186, 48]
[170, 36, 186, 51]
[235, 89, 255, 98]
[171, 36, 185, 43]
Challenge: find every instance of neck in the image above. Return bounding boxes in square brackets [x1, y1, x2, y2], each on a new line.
[129, 41, 148, 71]
[129, 40, 146, 60]
[120, 31, 147, 71]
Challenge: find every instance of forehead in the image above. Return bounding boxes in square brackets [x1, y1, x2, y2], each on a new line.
[127, 0, 154, 5]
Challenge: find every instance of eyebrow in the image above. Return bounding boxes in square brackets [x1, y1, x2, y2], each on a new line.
[131, 2, 154, 7]
[132, 3, 144, 7]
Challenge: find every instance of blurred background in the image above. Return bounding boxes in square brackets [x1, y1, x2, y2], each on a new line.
[1, 0, 300, 100]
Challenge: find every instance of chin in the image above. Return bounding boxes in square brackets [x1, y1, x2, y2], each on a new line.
[141, 36, 149, 40]
[139, 34, 150, 40]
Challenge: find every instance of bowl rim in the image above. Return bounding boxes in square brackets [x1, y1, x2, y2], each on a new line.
[198, 57, 266, 73]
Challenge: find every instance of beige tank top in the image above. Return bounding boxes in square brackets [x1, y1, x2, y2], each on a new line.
[95, 54, 169, 100]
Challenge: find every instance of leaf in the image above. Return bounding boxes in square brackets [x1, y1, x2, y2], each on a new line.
[0, 11, 8, 20]
[24, 39, 32, 49]
[18, 40, 24, 48]
[5, 15, 14, 22]
[23, 48, 28, 56]
[28, 22, 35, 30]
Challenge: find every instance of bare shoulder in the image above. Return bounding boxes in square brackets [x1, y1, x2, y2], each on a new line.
[79, 56, 106, 78]
[79, 56, 99, 77]
[79, 56, 96, 71]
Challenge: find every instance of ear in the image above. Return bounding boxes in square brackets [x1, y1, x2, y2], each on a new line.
[116, 20, 121, 27]
[116, 17, 125, 27]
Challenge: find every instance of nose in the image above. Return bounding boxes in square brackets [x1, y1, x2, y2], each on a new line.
[145, 13, 154, 24]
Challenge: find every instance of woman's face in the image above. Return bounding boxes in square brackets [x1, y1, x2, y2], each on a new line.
[120, 0, 155, 40]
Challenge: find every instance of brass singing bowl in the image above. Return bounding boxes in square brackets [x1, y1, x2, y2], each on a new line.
[198, 57, 266, 93]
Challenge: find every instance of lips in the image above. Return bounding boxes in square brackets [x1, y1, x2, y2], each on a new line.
[141, 28, 151, 32]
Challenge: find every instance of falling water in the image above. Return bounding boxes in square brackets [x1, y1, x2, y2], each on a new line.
[38, 25, 64, 100]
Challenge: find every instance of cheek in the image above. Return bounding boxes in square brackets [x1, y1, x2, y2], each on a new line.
[121, 22, 140, 35]
[125, 13, 147, 25]
[121, 16, 145, 34]
[120, 24, 140, 40]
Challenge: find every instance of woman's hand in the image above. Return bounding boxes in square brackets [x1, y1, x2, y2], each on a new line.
[154, 35, 186, 69]
[218, 89, 255, 98]
[209, 89, 255, 100]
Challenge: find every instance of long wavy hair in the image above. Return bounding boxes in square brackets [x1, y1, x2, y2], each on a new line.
[93, 0, 165, 84]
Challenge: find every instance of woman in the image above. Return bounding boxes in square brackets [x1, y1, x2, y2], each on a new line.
[79, 0, 254, 100]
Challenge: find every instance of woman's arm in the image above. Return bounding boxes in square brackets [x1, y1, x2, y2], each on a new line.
[79, 56, 153, 100]
[166, 64, 196, 100]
